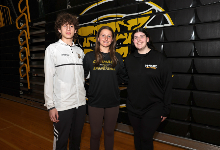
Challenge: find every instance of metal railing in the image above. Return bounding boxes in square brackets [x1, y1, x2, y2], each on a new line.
[0, 5, 12, 27]
[16, 0, 31, 89]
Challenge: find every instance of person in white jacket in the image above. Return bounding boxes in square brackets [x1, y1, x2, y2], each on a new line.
[44, 12, 86, 150]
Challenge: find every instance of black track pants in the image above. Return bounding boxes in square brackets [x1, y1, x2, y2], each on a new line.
[128, 114, 162, 150]
[53, 105, 86, 150]
[88, 105, 119, 150]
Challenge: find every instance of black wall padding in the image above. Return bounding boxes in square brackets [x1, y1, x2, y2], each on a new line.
[0, 24, 17, 33]
[164, 26, 194, 41]
[168, 8, 195, 26]
[45, 3, 98, 23]
[0, 38, 19, 47]
[147, 0, 165, 9]
[43, 0, 67, 14]
[172, 74, 192, 89]
[157, 119, 190, 137]
[45, 22, 55, 33]
[147, 28, 163, 42]
[31, 69, 44, 75]
[194, 58, 220, 74]
[147, 14, 164, 27]
[195, 41, 220, 56]
[1, 74, 20, 82]
[1, 68, 19, 74]
[168, 58, 192, 73]
[196, 23, 220, 39]
[45, 13, 57, 24]
[2, 80, 19, 89]
[172, 89, 191, 105]
[1, 87, 20, 97]
[163, 42, 194, 57]
[0, 30, 20, 41]
[68, 0, 97, 7]
[193, 91, 220, 110]
[199, 0, 220, 5]
[154, 43, 163, 53]
[191, 107, 220, 127]
[45, 32, 57, 43]
[191, 123, 220, 145]
[30, 60, 44, 66]
[79, 13, 98, 26]
[4, 61, 19, 68]
[169, 104, 190, 121]
[196, 4, 220, 22]
[165, 0, 194, 11]
[97, 9, 117, 23]
[117, 4, 139, 17]
[194, 75, 220, 92]
[1, 46, 20, 54]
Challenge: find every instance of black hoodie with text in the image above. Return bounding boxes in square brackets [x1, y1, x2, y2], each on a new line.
[124, 50, 173, 117]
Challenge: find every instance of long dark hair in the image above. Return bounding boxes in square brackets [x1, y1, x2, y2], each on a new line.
[94, 26, 118, 68]
[130, 28, 156, 53]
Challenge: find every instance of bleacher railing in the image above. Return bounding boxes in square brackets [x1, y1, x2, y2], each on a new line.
[16, 0, 31, 89]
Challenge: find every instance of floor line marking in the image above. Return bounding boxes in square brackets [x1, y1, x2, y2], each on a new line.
[0, 125, 14, 131]
[0, 117, 53, 143]
[0, 137, 22, 150]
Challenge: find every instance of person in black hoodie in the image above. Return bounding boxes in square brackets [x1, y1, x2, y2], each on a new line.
[83, 26, 126, 150]
[124, 28, 173, 150]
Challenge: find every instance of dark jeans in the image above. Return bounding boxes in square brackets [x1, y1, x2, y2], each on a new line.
[53, 105, 86, 150]
[129, 113, 162, 150]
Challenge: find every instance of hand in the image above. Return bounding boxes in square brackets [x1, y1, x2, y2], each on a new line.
[49, 108, 59, 123]
[161, 116, 167, 122]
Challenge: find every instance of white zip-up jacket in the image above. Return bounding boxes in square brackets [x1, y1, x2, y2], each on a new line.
[44, 39, 86, 111]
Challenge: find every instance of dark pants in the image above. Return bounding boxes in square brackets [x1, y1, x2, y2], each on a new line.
[53, 105, 86, 150]
[88, 105, 119, 150]
[129, 114, 162, 150]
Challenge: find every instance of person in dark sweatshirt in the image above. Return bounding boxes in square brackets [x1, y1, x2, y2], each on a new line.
[83, 26, 126, 150]
[124, 28, 173, 150]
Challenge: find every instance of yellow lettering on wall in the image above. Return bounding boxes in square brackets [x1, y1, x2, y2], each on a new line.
[116, 32, 132, 45]
[84, 49, 93, 54]
[78, 25, 97, 36]
[116, 47, 128, 57]
[83, 37, 96, 47]
[137, 16, 151, 28]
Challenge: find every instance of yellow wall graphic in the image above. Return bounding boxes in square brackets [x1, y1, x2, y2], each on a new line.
[78, 1, 174, 57]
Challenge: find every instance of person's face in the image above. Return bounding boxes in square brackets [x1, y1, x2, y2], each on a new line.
[132, 32, 149, 50]
[58, 23, 76, 40]
[98, 29, 113, 48]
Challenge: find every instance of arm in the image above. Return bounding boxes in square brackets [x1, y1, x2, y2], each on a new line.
[117, 54, 128, 85]
[83, 53, 90, 79]
[161, 58, 173, 120]
[44, 46, 59, 122]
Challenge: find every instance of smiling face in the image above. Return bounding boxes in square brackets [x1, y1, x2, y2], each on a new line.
[132, 31, 149, 51]
[98, 29, 113, 49]
[58, 23, 76, 41]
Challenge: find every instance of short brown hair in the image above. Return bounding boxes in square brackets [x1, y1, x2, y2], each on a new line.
[54, 12, 79, 40]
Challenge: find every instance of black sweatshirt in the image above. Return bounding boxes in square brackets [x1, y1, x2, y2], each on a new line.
[124, 50, 173, 117]
[83, 51, 126, 108]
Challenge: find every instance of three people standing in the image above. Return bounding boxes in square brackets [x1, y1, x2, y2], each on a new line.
[44, 11, 172, 150]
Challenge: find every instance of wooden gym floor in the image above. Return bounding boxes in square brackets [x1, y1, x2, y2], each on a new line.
[0, 98, 185, 150]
